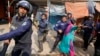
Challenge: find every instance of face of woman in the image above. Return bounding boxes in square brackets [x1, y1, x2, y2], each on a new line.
[67, 13, 72, 19]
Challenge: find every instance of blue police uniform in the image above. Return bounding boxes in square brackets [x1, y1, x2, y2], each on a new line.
[38, 19, 48, 52]
[38, 19, 48, 34]
[0, 0, 33, 56]
[83, 19, 93, 50]
[94, 22, 100, 56]
[0, 15, 32, 56]
[54, 20, 68, 32]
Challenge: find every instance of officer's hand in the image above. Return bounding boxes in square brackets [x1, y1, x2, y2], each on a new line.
[58, 30, 62, 33]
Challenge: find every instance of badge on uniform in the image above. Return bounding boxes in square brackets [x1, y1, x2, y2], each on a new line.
[11, 25, 16, 30]
[22, 22, 27, 26]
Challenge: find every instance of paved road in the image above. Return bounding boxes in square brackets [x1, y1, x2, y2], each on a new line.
[0, 24, 94, 56]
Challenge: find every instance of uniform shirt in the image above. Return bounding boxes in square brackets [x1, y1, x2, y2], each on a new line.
[83, 20, 93, 29]
[83, 20, 93, 34]
[95, 22, 100, 47]
[0, 15, 32, 44]
[54, 20, 69, 33]
[38, 19, 48, 33]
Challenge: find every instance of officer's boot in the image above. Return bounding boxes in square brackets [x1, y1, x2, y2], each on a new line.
[49, 40, 59, 53]
[43, 36, 46, 42]
[38, 41, 43, 53]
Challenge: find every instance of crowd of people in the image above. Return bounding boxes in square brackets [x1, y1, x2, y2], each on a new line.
[0, 0, 100, 56]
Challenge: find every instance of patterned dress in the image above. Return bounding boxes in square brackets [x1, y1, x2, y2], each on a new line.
[58, 23, 77, 54]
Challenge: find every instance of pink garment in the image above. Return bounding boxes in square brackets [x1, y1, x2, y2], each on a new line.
[64, 22, 72, 35]
[69, 41, 74, 56]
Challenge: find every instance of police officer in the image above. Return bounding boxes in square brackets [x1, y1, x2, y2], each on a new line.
[0, 0, 32, 56]
[38, 14, 48, 52]
[82, 15, 94, 51]
[50, 14, 70, 53]
[94, 19, 100, 56]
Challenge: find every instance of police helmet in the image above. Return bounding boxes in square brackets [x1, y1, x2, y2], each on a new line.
[16, 0, 30, 11]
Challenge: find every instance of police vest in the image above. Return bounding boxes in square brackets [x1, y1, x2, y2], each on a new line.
[10, 15, 33, 44]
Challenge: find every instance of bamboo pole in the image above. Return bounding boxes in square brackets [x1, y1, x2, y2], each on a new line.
[7, 0, 11, 27]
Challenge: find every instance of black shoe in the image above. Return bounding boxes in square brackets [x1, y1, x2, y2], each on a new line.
[38, 50, 43, 53]
[43, 37, 46, 43]
[83, 48, 87, 51]
[49, 50, 54, 53]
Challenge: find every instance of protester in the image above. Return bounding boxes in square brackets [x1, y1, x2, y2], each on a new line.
[50, 14, 70, 53]
[0, 1, 32, 56]
[58, 19, 77, 56]
[67, 13, 73, 20]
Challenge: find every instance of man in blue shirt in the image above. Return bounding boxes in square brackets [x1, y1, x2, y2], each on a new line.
[38, 14, 48, 52]
[50, 13, 72, 53]
[0, 1, 32, 56]
[82, 15, 94, 51]
[94, 19, 100, 56]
